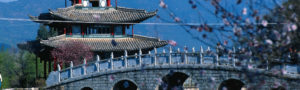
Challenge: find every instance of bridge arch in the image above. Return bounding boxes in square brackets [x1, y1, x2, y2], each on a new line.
[112, 79, 138, 90]
[157, 72, 190, 90]
[218, 79, 246, 90]
[271, 86, 286, 90]
[81, 87, 93, 90]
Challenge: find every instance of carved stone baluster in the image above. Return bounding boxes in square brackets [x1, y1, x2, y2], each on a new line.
[192, 47, 195, 53]
[70, 61, 73, 78]
[154, 48, 157, 66]
[139, 49, 142, 66]
[192, 47, 195, 64]
[124, 50, 128, 68]
[169, 46, 172, 65]
[233, 47, 236, 67]
[96, 55, 100, 72]
[83, 59, 87, 75]
[184, 47, 188, 64]
[216, 54, 219, 66]
[111, 52, 114, 70]
[177, 48, 180, 53]
[177, 48, 180, 64]
[148, 51, 152, 65]
[135, 53, 138, 66]
[200, 46, 203, 64]
[58, 64, 61, 82]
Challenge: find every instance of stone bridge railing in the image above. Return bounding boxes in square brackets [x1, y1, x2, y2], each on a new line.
[49, 47, 300, 86]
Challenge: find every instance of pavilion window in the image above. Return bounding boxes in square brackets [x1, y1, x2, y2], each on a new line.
[72, 25, 81, 35]
[114, 26, 122, 35]
[87, 26, 111, 35]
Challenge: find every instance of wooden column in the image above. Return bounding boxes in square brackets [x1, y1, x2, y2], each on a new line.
[115, 0, 117, 8]
[78, 0, 82, 4]
[111, 25, 115, 36]
[132, 25, 134, 36]
[70, 25, 72, 35]
[65, 0, 67, 7]
[64, 28, 66, 34]
[81, 25, 84, 36]
[122, 25, 125, 35]
[107, 0, 111, 7]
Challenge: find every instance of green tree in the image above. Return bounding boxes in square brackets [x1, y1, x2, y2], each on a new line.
[37, 24, 49, 40]
[49, 28, 58, 37]
[0, 50, 45, 88]
[0, 51, 17, 88]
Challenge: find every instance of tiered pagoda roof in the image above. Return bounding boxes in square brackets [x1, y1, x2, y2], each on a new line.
[41, 35, 167, 52]
[26, 3, 168, 57]
[30, 5, 157, 24]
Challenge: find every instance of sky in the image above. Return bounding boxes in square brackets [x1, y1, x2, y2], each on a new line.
[0, 0, 17, 3]
[0, 0, 283, 51]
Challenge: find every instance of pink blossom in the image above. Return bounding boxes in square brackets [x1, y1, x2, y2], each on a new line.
[281, 69, 287, 74]
[109, 75, 115, 82]
[223, 40, 228, 46]
[248, 65, 253, 69]
[242, 8, 247, 15]
[265, 39, 273, 45]
[159, 0, 167, 8]
[197, 27, 203, 32]
[157, 78, 162, 83]
[291, 24, 297, 31]
[168, 40, 177, 46]
[245, 18, 250, 24]
[223, 18, 230, 25]
[210, 77, 216, 81]
[174, 17, 181, 22]
[51, 41, 93, 65]
[262, 20, 268, 27]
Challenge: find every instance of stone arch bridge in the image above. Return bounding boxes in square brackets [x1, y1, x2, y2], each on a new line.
[46, 47, 300, 90]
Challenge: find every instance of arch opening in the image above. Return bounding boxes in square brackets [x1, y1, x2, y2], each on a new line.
[218, 79, 245, 90]
[158, 72, 190, 90]
[113, 80, 138, 90]
[81, 87, 93, 90]
[271, 86, 286, 90]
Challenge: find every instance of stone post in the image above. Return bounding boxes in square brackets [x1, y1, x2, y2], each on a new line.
[139, 49, 142, 66]
[148, 51, 152, 65]
[96, 55, 100, 72]
[154, 48, 157, 66]
[169, 46, 172, 65]
[58, 64, 61, 82]
[216, 54, 219, 66]
[184, 47, 188, 64]
[111, 52, 114, 70]
[70, 61, 73, 78]
[200, 46, 203, 64]
[83, 59, 87, 75]
[207, 46, 211, 51]
[192, 47, 195, 53]
[177, 48, 180, 64]
[124, 50, 128, 68]
[177, 48, 180, 53]
[233, 47, 236, 67]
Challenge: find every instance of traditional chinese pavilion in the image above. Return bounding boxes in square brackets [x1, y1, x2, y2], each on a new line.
[19, 0, 167, 78]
